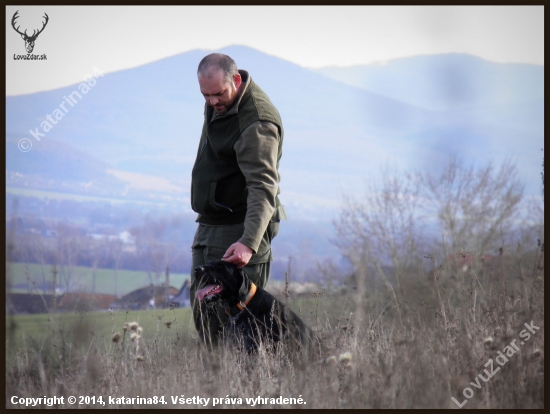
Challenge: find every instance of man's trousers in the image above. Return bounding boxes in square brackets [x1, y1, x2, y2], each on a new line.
[189, 221, 279, 347]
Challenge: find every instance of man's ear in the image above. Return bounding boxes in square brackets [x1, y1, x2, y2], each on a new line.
[233, 72, 242, 89]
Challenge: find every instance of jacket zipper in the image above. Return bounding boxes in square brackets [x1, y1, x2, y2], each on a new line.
[191, 138, 208, 210]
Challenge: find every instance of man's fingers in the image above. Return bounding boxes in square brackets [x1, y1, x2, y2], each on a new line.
[222, 245, 235, 259]
[221, 254, 244, 268]
[223, 255, 240, 264]
[221, 242, 252, 268]
[222, 246, 240, 264]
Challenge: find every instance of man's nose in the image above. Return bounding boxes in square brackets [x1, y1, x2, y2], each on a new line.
[209, 97, 218, 106]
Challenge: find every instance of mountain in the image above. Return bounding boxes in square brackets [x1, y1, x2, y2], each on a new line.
[314, 54, 544, 111]
[6, 46, 544, 221]
[6, 134, 111, 181]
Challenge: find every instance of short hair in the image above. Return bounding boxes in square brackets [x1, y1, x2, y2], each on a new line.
[197, 53, 238, 82]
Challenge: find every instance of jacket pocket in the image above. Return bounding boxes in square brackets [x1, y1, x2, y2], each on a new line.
[208, 182, 219, 211]
[208, 181, 235, 213]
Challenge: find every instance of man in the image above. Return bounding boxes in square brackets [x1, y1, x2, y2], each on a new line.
[189, 53, 285, 346]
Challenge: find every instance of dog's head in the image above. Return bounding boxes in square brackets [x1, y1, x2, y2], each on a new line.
[194, 261, 251, 308]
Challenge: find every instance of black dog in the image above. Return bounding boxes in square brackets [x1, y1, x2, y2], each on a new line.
[194, 261, 322, 355]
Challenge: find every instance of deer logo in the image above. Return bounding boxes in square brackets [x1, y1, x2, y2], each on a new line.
[11, 10, 49, 54]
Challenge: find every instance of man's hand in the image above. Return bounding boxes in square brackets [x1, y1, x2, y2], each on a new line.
[222, 242, 253, 268]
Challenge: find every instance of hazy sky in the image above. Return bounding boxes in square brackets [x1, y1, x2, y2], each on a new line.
[6, 5, 544, 96]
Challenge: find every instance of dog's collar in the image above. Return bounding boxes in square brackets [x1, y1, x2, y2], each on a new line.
[236, 282, 257, 310]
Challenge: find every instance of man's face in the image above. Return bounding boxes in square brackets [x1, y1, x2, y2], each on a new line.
[198, 69, 242, 115]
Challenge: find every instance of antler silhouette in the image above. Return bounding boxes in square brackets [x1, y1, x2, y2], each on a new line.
[11, 11, 26, 37]
[11, 10, 49, 53]
[32, 12, 49, 40]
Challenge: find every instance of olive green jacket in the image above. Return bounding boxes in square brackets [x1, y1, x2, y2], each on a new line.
[191, 70, 285, 253]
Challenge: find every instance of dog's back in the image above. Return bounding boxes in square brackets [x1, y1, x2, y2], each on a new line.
[229, 286, 323, 355]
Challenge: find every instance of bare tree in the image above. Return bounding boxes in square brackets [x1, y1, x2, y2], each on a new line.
[417, 157, 524, 261]
[30, 234, 48, 294]
[334, 157, 525, 300]
[54, 222, 82, 292]
[131, 218, 173, 288]
[88, 237, 104, 294]
[106, 237, 124, 297]
[335, 165, 424, 292]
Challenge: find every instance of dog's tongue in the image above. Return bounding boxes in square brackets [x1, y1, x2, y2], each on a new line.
[195, 284, 223, 301]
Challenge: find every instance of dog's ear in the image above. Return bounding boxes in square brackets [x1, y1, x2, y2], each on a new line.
[237, 268, 251, 303]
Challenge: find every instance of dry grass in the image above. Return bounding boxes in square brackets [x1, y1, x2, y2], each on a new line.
[5, 245, 544, 409]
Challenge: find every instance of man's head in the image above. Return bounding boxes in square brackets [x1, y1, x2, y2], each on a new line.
[197, 53, 242, 115]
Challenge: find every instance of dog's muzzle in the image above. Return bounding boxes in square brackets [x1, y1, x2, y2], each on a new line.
[194, 265, 224, 301]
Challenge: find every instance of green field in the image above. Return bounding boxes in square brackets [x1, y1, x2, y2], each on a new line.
[4, 296, 328, 358]
[5, 306, 196, 355]
[6, 262, 189, 297]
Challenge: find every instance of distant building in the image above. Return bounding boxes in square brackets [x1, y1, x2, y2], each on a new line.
[171, 280, 190, 308]
[6, 292, 118, 314]
[119, 231, 136, 253]
[45, 229, 58, 238]
[6, 293, 55, 314]
[57, 292, 118, 312]
[447, 252, 495, 272]
[118, 230, 135, 244]
[112, 284, 180, 310]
